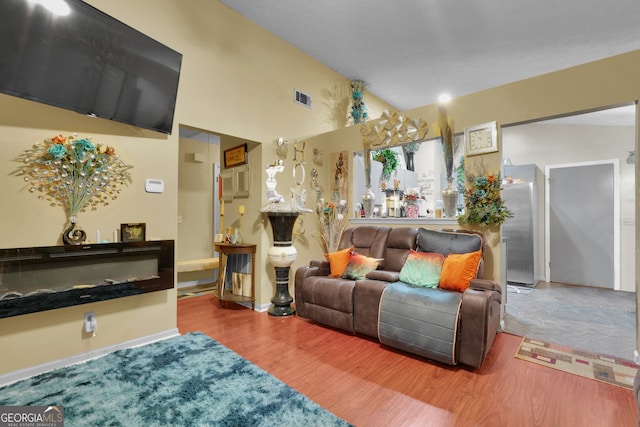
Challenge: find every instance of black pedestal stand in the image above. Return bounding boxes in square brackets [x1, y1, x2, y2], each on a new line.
[265, 211, 299, 317]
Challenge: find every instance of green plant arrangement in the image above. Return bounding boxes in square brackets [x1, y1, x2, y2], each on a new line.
[372, 148, 399, 182]
[457, 174, 513, 226]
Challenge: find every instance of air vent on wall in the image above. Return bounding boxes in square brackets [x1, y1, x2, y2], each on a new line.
[294, 89, 312, 108]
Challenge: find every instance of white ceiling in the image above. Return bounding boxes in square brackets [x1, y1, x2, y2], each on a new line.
[219, 0, 640, 115]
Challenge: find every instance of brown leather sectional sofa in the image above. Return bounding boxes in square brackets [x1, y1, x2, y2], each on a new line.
[294, 226, 503, 368]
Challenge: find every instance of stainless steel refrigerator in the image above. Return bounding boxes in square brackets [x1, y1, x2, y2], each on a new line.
[502, 164, 541, 287]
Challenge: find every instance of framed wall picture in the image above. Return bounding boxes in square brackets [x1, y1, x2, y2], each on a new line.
[120, 223, 146, 242]
[464, 121, 499, 156]
[330, 150, 348, 203]
[224, 143, 248, 168]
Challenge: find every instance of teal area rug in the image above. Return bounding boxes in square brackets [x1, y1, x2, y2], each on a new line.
[0, 332, 351, 426]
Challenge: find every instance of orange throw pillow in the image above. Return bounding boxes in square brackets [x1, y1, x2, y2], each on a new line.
[439, 249, 482, 292]
[325, 246, 353, 277]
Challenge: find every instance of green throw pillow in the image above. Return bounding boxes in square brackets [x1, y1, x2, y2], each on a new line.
[399, 250, 445, 288]
[341, 253, 382, 280]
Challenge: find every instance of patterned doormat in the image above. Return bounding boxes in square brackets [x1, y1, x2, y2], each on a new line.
[515, 337, 638, 390]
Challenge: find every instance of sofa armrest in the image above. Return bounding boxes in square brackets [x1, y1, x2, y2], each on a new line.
[295, 265, 330, 282]
[457, 286, 502, 368]
[294, 265, 330, 317]
[366, 270, 400, 282]
[469, 279, 502, 294]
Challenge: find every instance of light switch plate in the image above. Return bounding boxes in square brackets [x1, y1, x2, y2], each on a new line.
[145, 179, 164, 193]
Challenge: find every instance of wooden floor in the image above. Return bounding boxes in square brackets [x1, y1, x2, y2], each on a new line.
[177, 295, 637, 427]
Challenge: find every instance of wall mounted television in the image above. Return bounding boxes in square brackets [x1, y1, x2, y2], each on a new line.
[0, 0, 182, 134]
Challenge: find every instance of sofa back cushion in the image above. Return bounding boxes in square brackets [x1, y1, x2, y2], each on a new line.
[339, 226, 391, 259]
[417, 228, 483, 256]
[382, 228, 418, 272]
[417, 228, 485, 279]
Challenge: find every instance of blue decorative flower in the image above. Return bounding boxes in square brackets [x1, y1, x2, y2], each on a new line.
[74, 138, 95, 152]
[47, 144, 67, 159]
[476, 176, 488, 186]
[350, 79, 368, 124]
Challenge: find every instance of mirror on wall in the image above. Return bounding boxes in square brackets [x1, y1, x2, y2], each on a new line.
[234, 165, 250, 198]
[353, 135, 465, 218]
[220, 171, 234, 202]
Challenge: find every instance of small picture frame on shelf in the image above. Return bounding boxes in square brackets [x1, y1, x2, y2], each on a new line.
[120, 223, 146, 242]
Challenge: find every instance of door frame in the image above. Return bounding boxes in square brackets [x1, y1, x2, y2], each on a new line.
[544, 159, 620, 289]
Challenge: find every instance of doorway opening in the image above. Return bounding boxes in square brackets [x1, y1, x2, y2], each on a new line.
[176, 126, 221, 292]
[501, 104, 637, 359]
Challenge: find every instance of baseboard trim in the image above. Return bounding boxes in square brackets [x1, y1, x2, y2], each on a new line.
[0, 328, 180, 387]
[177, 279, 215, 289]
[236, 301, 271, 312]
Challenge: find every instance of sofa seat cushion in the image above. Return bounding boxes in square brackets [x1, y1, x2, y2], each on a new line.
[379, 282, 463, 365]
[301, 276, 356, 314]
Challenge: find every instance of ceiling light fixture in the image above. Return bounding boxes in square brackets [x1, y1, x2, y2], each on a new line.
[438, 93, 452, 104]
[27, 0, 71, 16]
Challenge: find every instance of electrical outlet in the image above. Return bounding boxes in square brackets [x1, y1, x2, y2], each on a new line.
[84, 312, 96, 334]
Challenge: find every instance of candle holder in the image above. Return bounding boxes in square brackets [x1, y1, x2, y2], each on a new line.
[237, 205, 245, 244]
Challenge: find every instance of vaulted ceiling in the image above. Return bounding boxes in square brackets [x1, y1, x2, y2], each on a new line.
[219, 0, 640, 114]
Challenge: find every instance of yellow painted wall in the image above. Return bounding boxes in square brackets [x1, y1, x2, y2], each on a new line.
[2, 0, 638, 375]
[301, 50, 640, 314]
[0, 0, 389, 374]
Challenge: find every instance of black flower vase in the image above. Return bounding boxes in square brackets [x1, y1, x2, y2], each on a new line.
[405, 152, 415, 171]
[62, 218, 87, 245]
[265, 212, 299, 316]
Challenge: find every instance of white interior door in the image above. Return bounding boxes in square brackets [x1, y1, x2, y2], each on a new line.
[545, 160, 619, 289]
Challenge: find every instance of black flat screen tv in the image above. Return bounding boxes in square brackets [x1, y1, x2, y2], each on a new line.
[0, 0, 182, 134]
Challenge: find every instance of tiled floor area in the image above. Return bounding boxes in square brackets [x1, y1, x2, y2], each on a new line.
[504, 281, 637, 360]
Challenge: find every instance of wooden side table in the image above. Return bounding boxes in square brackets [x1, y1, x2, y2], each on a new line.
[213, 243, 256, 310]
